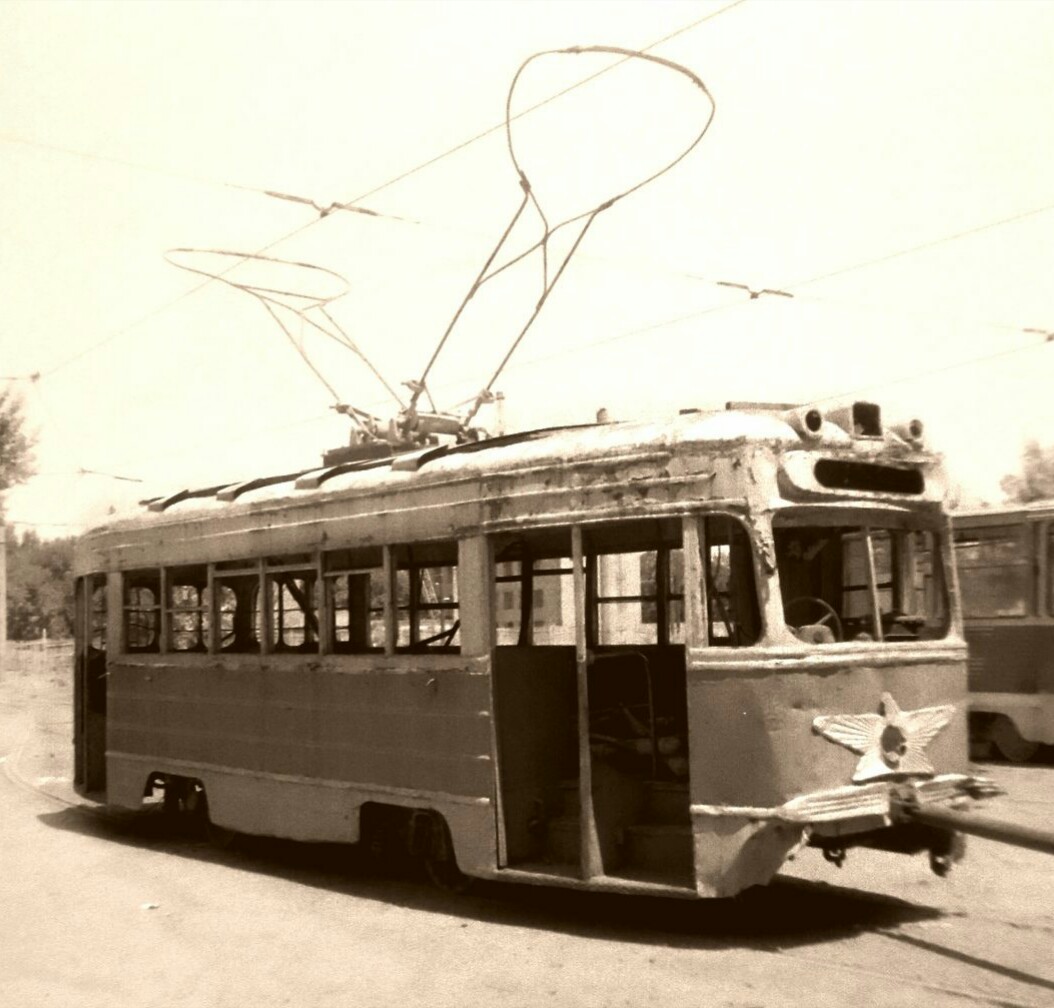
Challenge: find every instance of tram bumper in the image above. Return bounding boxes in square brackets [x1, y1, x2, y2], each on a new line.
[689, 774, 998, 894]
[801, 775, 995, 871]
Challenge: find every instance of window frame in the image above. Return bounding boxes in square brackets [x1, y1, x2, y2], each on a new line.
[954, 521, 1032, 619]
[394, 542, 461, 653]
[123, 569, 161, 653]
[322, 546, 386, 654]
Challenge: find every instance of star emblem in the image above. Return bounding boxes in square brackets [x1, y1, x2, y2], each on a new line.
[813, 693, 955, 783]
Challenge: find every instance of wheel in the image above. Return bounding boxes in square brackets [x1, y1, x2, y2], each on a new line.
[418, 813, 474, 894]
[161, 775, 189, 817]
[185, 782, 238, 848]
[988, 716, 1039, 763]
[424, 852, 474, 894]
[785, 596, 843, 642]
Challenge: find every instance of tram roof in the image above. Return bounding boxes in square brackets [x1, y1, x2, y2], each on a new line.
[83, 406, 931, 537]
[951, 499, 1054, 522]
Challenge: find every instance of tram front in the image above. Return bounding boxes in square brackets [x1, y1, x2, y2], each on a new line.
[687, 402, 977, 897]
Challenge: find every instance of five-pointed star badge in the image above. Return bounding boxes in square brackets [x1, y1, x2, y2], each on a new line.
[813, 693, 955, 783]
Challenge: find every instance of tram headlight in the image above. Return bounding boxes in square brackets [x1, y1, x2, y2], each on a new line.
[890, 418, 925, 449]
[782, 406, 825, 441]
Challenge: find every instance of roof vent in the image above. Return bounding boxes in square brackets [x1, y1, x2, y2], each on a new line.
[828, 401, 882, 438]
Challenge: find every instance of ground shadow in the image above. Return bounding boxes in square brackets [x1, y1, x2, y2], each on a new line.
[40, 801, 943, 954]
[877, 929, 1054, 997]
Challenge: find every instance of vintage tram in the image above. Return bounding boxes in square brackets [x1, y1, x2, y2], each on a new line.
[952, 502, 1054, 762]
[74, 400, 990, 897]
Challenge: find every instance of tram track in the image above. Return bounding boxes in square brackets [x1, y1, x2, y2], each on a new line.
[0, 732, 104, 818]
[762, 943, 1051, 1008]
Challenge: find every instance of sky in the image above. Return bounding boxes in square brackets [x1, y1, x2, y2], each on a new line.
[2, 0, 1054, 537]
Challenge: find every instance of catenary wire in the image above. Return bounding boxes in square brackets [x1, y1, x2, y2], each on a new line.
[347, 0, 746, 209]
[20, 1, 747, 384]
[789, 202, 1054, 289]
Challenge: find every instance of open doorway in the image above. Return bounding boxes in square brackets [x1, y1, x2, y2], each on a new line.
[491, 518, 692, 884]
[74, 574, 107, 795]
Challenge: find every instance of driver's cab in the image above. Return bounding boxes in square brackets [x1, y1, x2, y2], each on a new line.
[772, 509, 950, 646]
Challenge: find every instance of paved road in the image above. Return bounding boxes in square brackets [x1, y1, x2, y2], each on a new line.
[1, 671, 1052, 1008]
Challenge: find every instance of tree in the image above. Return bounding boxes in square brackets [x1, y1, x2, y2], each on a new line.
[2, 389, 37, 648]
[0, 388, 35, 497]
[5, 531, 75, 639]
[1000, 440, 1054, 503]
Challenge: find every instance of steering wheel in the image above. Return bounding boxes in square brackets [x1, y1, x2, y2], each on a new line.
[785, 596, 843, 642]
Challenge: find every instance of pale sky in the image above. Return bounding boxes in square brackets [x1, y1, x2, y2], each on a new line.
[3, 0, 1054, 536]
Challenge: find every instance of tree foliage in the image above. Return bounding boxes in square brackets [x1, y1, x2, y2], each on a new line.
[1000, 440, 1054, 504]
[0, 388, 35, 496]
[5, 531, 75, 640]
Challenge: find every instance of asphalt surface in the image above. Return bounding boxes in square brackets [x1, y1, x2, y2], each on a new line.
[1, 666, 1052, 1008]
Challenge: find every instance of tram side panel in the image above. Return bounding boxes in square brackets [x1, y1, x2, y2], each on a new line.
[685, 655, 969, 897]
[966, 623, 1054, 746]
[104, 654, 498, 873]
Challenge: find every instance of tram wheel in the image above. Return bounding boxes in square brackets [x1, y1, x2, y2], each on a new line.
[161, 775, 189, 818]
[418, 813, 474, 895]
[185, 782, 238, 849]
[424, 853, 474, 894]
[988, 717, 1039, 763]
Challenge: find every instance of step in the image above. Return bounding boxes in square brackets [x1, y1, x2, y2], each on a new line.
[545, 814, 581, 865]
[623, 822, 694, 877]
[556, 778, 580, 817]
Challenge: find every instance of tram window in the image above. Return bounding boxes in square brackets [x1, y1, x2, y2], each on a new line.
[914, 531, 948, 619]
[214, 562, 261, 653]
[495, 561, 523, 646]
[842, 532, 894, 619]
[775, 517, 949, 643]
[532, 557, 575, 645]
[491, 530, 578, 646]
[595, 551, 657, 645]
[642, 550, 686, 644]
[124, 570, 160, 653]
[395, 543, 460, 652]
[1048, 527, 1054, 617]
[702, 517, 759, 646]
[165, 565, 209, 651]
[324, 547, 384, 652]
[90, 580, 107, 651]
[954, 525, 1030, 618]
[580, 519, 684, 647]
[216, 585, 238, 649]
[269, 572, 318, 651]
[590, 542, 684, 646]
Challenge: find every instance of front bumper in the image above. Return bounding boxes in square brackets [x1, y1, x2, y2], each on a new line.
[691, 773, 998, 837]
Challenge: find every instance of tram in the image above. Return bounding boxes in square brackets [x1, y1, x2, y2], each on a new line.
[73, 399, 994, 898]
[952, 502, 1054, 761]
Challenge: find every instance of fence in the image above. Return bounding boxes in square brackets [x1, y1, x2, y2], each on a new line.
[2, 639, 74, 680]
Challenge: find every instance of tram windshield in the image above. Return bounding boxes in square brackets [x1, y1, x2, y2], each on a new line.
[773, 512, 949, 644]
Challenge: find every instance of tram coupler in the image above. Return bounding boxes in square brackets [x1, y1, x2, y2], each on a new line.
[890, 783, 1054, 858]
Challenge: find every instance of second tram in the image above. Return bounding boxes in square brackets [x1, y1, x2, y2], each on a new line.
[953, 502, 1054, 761]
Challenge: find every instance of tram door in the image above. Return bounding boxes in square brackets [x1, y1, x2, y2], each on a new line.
[491, 531, 582, 870]
[74, 575, 107, 793]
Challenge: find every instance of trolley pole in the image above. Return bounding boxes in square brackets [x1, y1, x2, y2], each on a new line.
[892, 792, 1054, 856]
